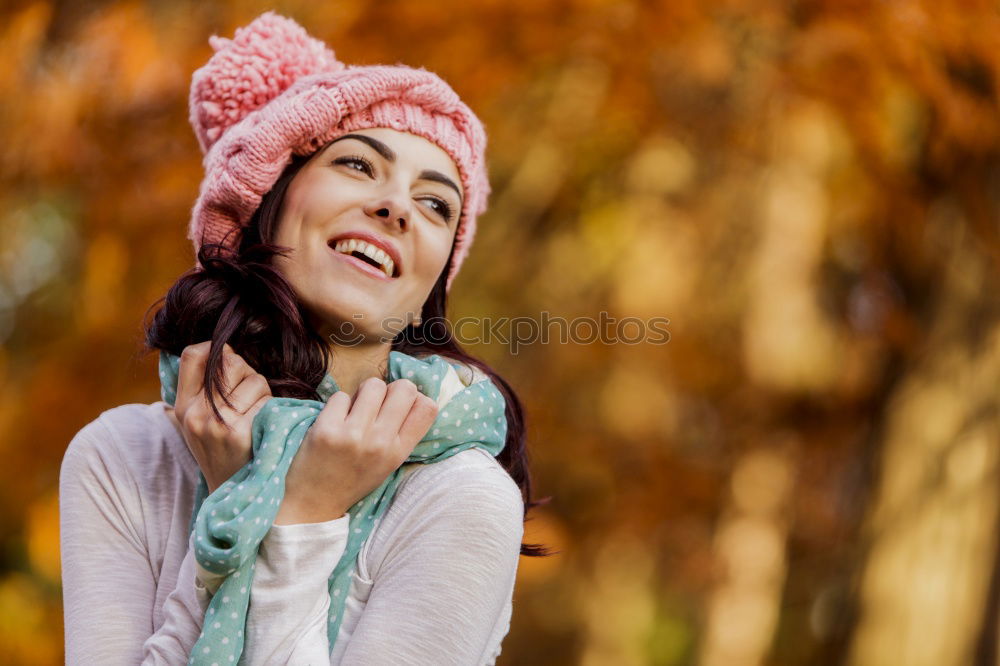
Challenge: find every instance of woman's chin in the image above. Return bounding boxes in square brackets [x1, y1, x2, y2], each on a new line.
[309, 304, 400, 343]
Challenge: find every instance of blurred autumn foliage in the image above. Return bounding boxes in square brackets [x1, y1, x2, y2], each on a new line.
[2, 0, 999, 664]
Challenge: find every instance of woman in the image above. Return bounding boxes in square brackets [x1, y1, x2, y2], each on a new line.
[59, 11, 548, 665]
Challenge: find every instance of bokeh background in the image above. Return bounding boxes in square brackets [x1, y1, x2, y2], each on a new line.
[2, 0, 1000, 664]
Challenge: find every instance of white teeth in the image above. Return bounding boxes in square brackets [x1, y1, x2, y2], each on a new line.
[332, 238, 395, 277]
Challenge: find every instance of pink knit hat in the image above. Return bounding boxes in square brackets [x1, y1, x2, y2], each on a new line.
[187, 11, 490, 291]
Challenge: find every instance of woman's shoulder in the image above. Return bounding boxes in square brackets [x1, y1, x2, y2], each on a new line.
[393, 448, 524, 530]
[361, 447, 524, 580]
[406, 446, 518, 490]
[62, 401, 197, 486]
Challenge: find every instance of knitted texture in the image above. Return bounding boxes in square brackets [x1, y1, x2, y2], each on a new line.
[187, 11, 490, 291]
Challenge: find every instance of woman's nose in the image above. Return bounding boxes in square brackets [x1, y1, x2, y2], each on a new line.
[364, 195, 410, 231]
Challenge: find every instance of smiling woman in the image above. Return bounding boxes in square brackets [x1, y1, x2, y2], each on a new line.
[58, 10, 550, 666]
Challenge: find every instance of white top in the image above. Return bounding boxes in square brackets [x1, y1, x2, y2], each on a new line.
[59, 398, 525, 665]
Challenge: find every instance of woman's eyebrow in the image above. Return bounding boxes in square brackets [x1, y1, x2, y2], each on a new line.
[329, 133, 464, 206]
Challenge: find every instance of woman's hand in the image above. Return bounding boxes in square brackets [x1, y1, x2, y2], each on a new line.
[274, 376, 439, 525]
[168, 341, 273, 494]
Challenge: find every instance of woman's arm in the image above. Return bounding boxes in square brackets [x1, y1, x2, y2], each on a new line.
[59, 418, 203, 664]
[60, 415, 351, 665]
[333, 451, 525, 666]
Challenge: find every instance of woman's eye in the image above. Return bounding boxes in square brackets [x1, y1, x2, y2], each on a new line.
[334, 155, 374, 175]
[423, 197, 454, 222]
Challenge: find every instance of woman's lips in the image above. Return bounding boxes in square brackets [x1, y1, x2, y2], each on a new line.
[328, 244, 393, 281]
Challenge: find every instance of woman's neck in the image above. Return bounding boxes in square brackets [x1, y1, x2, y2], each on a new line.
[324, 340, 393, 396]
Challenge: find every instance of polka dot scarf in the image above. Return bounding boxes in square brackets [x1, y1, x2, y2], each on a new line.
[157, 349, 508, 665]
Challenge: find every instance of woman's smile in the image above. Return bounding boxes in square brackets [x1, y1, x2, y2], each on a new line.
[328, 241, 395, 282]
[327, 230, 403, 279]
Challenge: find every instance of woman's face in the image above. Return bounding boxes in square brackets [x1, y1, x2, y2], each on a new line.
[273, 127, 463, 344]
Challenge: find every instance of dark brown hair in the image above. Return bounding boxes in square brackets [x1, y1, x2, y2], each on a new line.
[142, 148, 552, 557]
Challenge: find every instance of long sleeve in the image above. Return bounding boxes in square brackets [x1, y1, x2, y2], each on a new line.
[333, 450, 525, 666]
[60, 413, 350, 666]
[239, 515, 350, 665]
[59, 418, 206, 664]
[141, 531, 212, 662]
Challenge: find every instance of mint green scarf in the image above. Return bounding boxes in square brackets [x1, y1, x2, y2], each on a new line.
[157, 349, 508, 665]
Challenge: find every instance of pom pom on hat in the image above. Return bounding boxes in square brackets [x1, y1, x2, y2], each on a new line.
[189, 11, 345, 154]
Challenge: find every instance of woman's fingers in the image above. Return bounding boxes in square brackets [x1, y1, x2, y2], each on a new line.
[397, 392, 439, 446]
[318, 390, 352, 425]
[232, 392, 275, 445]
[224, 368, 272, 416]
[178, 342, 267, 435]
[374, 379, 420, 436]
[344, 377, 388, 431]
[176, 341, 212, 413]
